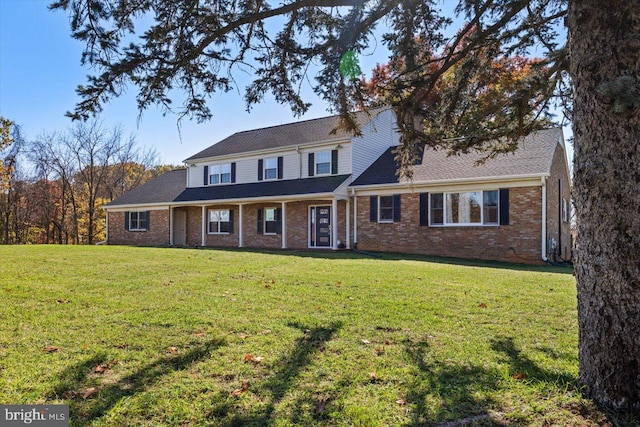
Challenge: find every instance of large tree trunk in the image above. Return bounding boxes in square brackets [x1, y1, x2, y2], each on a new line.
[568, 0, 640, 410]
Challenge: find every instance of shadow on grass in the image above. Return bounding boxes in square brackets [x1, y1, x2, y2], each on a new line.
[166, 245, 574, 275]
[491, 336, 577, 388]
[209, 321, 342, 426]
[50, 338, 225, 426]
[402, 338, 506, 426]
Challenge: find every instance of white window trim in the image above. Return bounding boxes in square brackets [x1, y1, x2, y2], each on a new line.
[264, 207, 278, 235]
[128, 211, 148, 231]
[429, 190, 500, 227]
[263, 157, 278, 181]
[378, 195, 394, 223]
[315, 151, 331, 176]
[209, 163, 232, 185]
[208, 209, 231, 234]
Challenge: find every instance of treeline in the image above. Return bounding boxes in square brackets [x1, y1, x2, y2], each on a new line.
[0, 118, 176, 244]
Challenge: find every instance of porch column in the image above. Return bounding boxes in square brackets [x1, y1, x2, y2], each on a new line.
[332, 198, 338, 250]
[238, 204, 244, 248]
[346, 199, 351, 249]
[169, 206, 174, 246]
[201, 205, 207, 247]
[281, 201, 287, 249]
[353, 193, 358, 249]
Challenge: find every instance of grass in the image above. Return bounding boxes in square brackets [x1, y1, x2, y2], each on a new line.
[0, 245, 629, 426]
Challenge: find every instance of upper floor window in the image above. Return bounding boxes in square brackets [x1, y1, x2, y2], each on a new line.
[264, 158, 278, 180]
[209, 163, 232, 184]
[430, 190, 499, 226]
[562, 198, 570, 222]
[315, 151, 331, 175]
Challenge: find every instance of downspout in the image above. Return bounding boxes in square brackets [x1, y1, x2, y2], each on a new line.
[351, 188, 358, 249]
[541, 176, 548, 262]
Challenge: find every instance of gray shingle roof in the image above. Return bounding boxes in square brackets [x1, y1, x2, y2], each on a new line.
[184, 108, 387, 161]
[105, 169, 187, 207]
[351, 127, 563, 186]
[174, 175, 350, 202]
[105, 169, 350, 207]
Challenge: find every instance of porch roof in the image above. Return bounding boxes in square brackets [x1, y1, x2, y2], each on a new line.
[173, 174, 351, 203]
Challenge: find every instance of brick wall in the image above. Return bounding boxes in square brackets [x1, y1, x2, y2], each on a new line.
[355, 187, 543, 263]
[546, 144, 573, 261]
[107, 209, 170, 246]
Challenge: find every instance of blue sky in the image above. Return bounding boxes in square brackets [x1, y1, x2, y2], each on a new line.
[0, 1, 355, 165]
[0, 1, 572, 166]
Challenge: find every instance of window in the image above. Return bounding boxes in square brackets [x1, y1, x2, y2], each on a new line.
[430, 190, 499, 226]
[264, 207, 278, 234]
[127, 211, 148, 231]
[562, 198, 569, 222]
[208, 209, 231, 234]
[379, 195, 394, 222]
[209, 163, 232, 184]
[315, 151, 331, 175]
[264, 158, 278, 180]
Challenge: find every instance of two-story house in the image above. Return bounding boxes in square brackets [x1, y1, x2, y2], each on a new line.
[104, 108, 572, 264]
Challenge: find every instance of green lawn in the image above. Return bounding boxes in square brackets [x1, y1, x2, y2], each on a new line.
[0, 245, 617, 426]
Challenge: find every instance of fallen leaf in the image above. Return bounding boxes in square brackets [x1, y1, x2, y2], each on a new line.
[82, 387, 97, 399]
[42, 346, 59, 353]
[168, 346, 179, 354]
[479, 303, 488, 309]
[361, 339, 371, 345]
[264, 284, 272, 289]
[513, 372, 527, 380]
[245, 354, 264, 364]
[238, 333, 250, 339]
[56, 299, 71, 304]
[94, 365, 108, 373]
[396, 398, 406, 405]
[195, 332, 207, 338]
[115, 343, 129, 349]
[260, 330, 272, 335]
[336, 281, 342, 285]
[384, 340, 392, 345]
[369, 372, 378, 381]
[375, 347, 385, 355]
[230, 381, 249, 396]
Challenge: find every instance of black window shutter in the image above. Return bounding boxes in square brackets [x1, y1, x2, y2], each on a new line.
[228, 209, 234, 234]
[124, 211, 130, 230]
[203, 165, 209, 186]
[146, 211, 150, 230]
[231, 163, 236, 183]
[499, 188, 510, 225]
[393, 194, 401, 222]
[369, 196, 377, 222]
[331, 149, 338, 175]
[308, 153, 315, 177]
[258, 159, 263, 181]
[419, 193, 429, 226]
[275, 207, 282, 235]
[277, 156, 284, 180]
[257, 208, 263, 234]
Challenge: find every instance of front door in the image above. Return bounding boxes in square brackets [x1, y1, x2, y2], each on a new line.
[310, 206, 331, 248]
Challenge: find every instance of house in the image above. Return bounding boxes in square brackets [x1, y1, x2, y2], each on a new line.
[103, 108, 572, 264]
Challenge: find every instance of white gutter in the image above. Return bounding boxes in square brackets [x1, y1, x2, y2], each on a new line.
[183, 137, 350, 164]
[350, 173, 549, 192]
[541, 176, 548, 262]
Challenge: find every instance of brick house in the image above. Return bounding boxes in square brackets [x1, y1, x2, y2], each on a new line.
[104, 108, 572, 264]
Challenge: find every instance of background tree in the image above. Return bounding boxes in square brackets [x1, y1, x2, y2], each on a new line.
[53, 0, 639, 411]
[29, 122, 159, 244]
